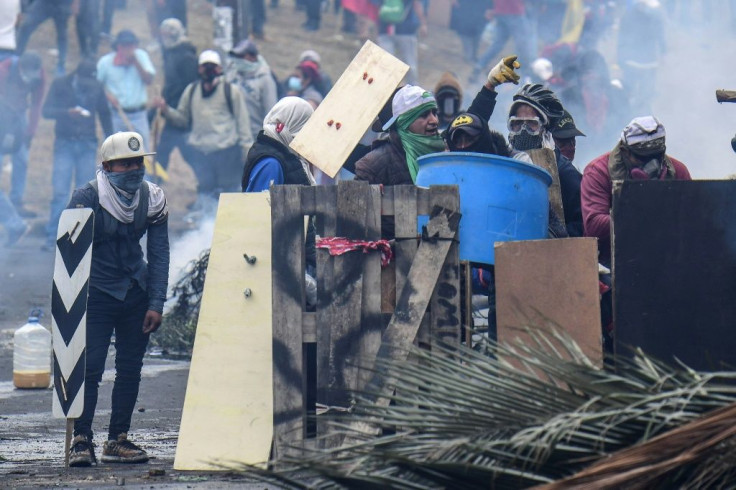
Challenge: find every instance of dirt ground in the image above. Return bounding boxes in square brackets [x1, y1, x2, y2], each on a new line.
[2, 0, 736, 487]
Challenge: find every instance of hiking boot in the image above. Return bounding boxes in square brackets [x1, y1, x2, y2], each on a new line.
[101, 433, 149, 464]
[69, 435, 97, 467]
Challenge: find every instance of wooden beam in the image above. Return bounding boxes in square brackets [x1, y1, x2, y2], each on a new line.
[357, 204, 461, 414]
[270, 185, 307, 456]
[526, 148, 564, 225]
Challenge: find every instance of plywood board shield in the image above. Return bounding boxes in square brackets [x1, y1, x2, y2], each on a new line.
[290, 40, 409, 178]
[526, 148, 564, 224]
[175, 193, 273, 470]
[495, 238, 602, 365]
[612, 180, 736, 370]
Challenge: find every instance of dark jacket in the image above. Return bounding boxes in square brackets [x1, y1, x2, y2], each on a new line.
[242, 131, 312, 188]
[68, 184, 170, 313]
[445, 86, 502, 154]
[581, 150, 691, 266]
[42, 72, 112, 140]
[450, 0, 488, 36]
[243, 131, 315, 270]
[554, 147, 584, 237]
[466, 85, 497, 121]
[354, 132, 411, 186]
[354, 132, 410, 238]
[0, 56, 45, 140]
[162, 41, 199, 107]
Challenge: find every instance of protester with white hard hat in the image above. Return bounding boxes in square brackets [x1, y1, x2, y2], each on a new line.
[67, 131, 169, 467]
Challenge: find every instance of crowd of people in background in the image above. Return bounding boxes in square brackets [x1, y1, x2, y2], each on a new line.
[0, 0, 728, 467]
[0, 0, 727, 246]
[0, 0, 730, 250]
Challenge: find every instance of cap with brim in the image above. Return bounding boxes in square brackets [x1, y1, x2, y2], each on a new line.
[112, 29, 139, 49]
[447, 113, 483, 140]
[382, 85, 436, 131]
[553, 127, 585, 138]
[551, 110, 585, 138]
[230, 39, 258, 57]
[100, 132, 155, 162]
[198, 49, 221, 66]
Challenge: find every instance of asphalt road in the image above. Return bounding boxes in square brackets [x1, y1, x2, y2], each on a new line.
[0, 232, 272, 488]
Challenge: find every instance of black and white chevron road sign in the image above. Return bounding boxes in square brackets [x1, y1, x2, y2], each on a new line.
[52, 209, 94, 419]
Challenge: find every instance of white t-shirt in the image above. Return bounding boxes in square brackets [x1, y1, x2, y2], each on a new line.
[0, 0, 20, 51]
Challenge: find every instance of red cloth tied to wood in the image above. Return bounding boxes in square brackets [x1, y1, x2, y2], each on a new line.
[316, 237, 393, 267]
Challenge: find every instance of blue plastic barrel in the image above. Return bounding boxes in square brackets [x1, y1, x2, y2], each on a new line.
[416, 152, 551, 265]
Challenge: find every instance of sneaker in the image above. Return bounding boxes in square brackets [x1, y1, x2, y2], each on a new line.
[101, 433, 149, 464]
[69, 435, 97, 467]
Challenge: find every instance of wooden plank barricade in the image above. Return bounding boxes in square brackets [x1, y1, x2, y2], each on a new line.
[270, 181, 461, 455]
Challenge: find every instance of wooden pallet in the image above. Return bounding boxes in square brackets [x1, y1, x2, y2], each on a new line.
[270, 181, 461, 454]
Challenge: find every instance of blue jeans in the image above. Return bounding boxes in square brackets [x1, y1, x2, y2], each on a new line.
[76, 0, 101, 58]
[16, 0, 72, 73]
[45, 138, 98, 241]
[74, 284, 150, 441]
[475, 14, 534, 73]
[8, 143, 29, 207]
[378, 34, 419, 85]
[111, 109, 151, 155]
[189, 144, 243, 197]
[0, 190, 25, 234]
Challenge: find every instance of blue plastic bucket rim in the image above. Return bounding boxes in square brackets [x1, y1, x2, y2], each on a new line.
[417, 151, 553, 186]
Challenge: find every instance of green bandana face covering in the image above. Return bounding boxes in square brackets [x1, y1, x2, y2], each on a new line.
[397, 102, 446, 182]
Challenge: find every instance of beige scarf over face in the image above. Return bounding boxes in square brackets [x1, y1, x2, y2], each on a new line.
[262, 96, 315, 184]
[96, 169, 168, 225]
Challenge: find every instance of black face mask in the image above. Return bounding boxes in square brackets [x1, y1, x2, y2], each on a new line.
[509, 129, 543, 151]
[200, 65, 220, 83]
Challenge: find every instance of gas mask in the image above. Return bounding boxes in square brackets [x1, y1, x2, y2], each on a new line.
[200, 64, 220, 83]
[508, 116, 544, 151]
[629, 157, 664, 180]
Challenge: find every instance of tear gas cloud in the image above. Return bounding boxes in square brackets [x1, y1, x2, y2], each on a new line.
[465, 1, 736, 177]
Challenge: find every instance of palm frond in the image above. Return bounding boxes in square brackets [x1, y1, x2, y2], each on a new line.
[233, 329, 736, 488]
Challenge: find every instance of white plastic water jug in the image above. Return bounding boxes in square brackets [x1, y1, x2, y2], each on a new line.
[13, 310, 51, 389]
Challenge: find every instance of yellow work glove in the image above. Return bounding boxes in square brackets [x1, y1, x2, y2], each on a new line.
[487, 55, 521, 87]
